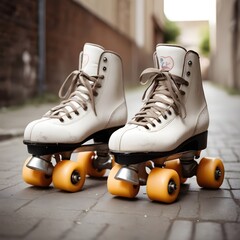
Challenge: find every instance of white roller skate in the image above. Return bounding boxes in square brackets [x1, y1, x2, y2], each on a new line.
[23, 43, 127, 192]
[108, 44, 224, 203]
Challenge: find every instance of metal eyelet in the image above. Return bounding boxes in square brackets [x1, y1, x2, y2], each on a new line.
[188, 60, 192, 66]
[103, 66, 107, 71]
[103, 57, 107, 62]
[186, 71, 191, 77]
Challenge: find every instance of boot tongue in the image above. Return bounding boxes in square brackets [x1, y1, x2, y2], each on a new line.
[45, 44, 105, 119]
[156, 45, 186, 76]
[81, 43, 105, 75]
[144, 45, 187, 127]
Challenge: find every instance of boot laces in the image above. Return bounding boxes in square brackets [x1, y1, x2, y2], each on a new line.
[44, 70, 104, 122]
[129, 68, 189, 129]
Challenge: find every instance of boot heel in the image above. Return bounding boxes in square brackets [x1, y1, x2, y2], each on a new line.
[190, 131, 208, 151]
[93, 126, 124, 143]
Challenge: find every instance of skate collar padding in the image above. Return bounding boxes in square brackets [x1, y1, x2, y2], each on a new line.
[156, 45, 187, 76]
[80, 43, 105, 76]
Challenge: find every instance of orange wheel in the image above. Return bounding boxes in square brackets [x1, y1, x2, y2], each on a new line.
[146, 168, 180, 203]
[77, 151, 106, 177]
[107, 164, 140, 198]
[52, 160, 86, 192]
[22, 157, 52, 187]
[196, 157, 224, 189]
[165, 159, 187, 183]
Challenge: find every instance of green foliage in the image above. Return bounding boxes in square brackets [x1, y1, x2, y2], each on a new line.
[199, 27, 210, 56]
[163, 20, 180, 43]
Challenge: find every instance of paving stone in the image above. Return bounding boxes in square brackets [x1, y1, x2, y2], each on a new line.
[63, 221, 106, 240]
[224, 163, 240, 172]
[198, 189, 232, 199]
[187, 177, 201, 191]
[200, 198, 238, 221]
[79, 178, 108, 199]
[16, 205, 81, 221]
[167, 220, 193, 240]
[24, 219, 74, 240]
[211, 140, 226, 148]
[0, 197, 30, 215]
[218, 178, 230, 189]
[79, 210, 170, 240]
[224, 223, 240, 240]
[24, 190, 98, 211]
[231, 190, 240, 199]
[234, 148, 240, 159]
[93, 191, 180, 219]
[225, 172, 240, 179]
[205, 147, 220, 157]
[228, 179, 240, 189]
[0, 182, 56, 199]
[0, 215, 40, 238]
[194, 222, 224, 240]
[178, 192, 199, 219]
[221, 154, 239, 162]
[98, 224, 168, 240]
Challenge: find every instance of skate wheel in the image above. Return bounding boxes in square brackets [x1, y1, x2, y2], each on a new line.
[164, 159, 187, 183]
[196, 157, 224, 189]
[77, 151, 106, 177]
[107, 164, 140, 198]
[22, 157, 52, 187]
[146, 168, 180, 203]
[52, 160, 86, 192]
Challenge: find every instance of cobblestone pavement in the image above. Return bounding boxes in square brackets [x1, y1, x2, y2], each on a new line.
[0, 82, 239, 240]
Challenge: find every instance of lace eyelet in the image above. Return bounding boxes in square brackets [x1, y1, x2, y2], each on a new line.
[103, 57, 108, 62]
[188, 60, 192, 66]
[103, 66, 107, 71]
[186, 71, 191, 77]
[60, 118, 64, 122]
[75, 111, 79, 116]
[168, 110, 172, 115]
[163, 115, 167, 120]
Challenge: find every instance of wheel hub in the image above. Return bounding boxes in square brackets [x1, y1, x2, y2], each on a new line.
[215, 167, 222, 180]
[71, 171, 81, 184]
[168, 180, 177, 194]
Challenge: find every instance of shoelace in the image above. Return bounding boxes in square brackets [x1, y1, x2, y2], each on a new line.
[129, 68, 189, 129]
[44, 70, 104, 122]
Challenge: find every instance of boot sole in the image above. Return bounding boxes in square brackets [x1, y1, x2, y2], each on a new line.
[24, 126, 123, 156]
[111, 131, 208, 165]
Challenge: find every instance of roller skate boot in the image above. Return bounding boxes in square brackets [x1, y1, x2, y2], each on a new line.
[23, 43, 127, 192]
[108, 44, 224, 203]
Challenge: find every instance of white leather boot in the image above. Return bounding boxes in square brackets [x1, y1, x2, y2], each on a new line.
[23, 43, 127, 191]
[108, 44, 224, 203]
[110, 44, 209, 160]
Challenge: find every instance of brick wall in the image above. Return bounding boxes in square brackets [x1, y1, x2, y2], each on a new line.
[0, 0, 150, 107]
[45, 0, 149, 94]
[0, 0, 38, 106]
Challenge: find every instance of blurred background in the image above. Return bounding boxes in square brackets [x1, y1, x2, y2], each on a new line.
[0, 0, 239, 107]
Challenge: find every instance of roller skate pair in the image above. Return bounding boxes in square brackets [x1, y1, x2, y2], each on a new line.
[23, 43, 224, 203]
